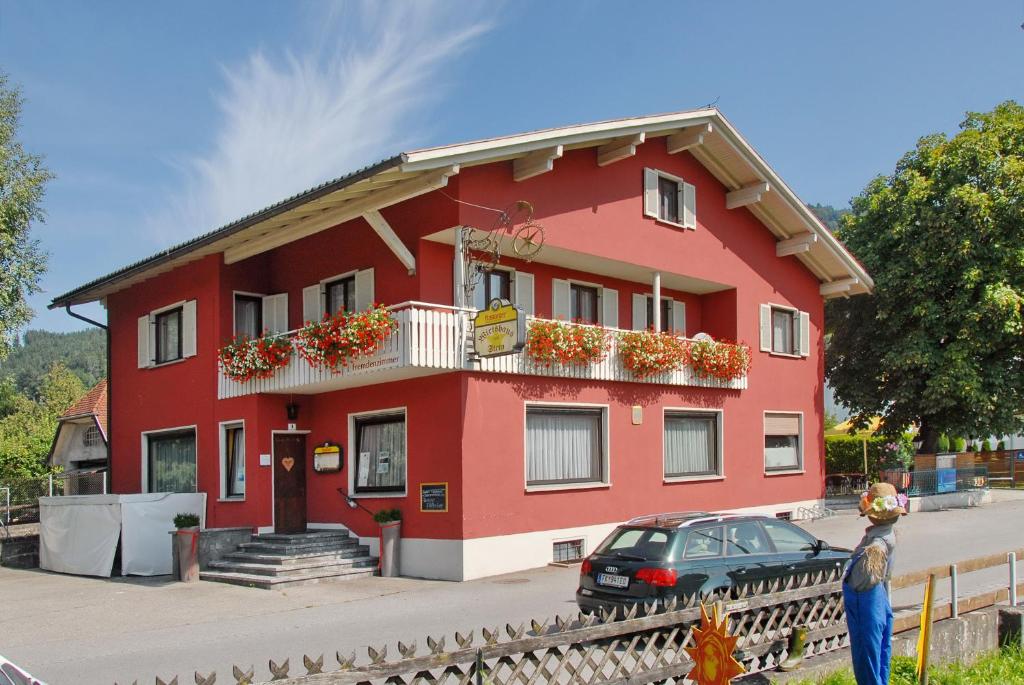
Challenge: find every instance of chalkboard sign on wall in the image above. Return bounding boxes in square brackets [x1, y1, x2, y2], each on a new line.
[420, 482, 448, 512]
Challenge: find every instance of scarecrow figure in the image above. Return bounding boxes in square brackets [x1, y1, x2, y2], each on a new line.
[843, 482, 908, 685]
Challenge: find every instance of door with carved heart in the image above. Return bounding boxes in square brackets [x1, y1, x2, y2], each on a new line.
[273, 433, 307, 534]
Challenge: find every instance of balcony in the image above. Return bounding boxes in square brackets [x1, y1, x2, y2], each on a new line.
[217, 302, 748, 399]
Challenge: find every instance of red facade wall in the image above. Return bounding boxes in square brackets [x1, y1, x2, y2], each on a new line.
[106, 135, 826, 542]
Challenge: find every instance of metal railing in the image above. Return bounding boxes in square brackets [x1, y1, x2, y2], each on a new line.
[1, 469, 109, 529]
[906, 466, 989, 496]
[47, 468, 109, 496]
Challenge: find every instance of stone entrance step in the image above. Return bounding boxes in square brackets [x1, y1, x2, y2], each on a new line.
[201, 529, 378, 589]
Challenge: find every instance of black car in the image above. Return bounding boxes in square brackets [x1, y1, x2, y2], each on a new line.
[576, 512, 851, 614]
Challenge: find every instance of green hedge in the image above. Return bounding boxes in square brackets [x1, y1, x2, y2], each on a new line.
[825, 435, 913, 478]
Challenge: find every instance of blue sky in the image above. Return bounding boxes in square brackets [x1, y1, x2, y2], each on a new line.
[2, 0, 1022, 332]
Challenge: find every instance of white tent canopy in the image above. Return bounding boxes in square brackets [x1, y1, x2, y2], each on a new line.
[39, 493, 206, 577]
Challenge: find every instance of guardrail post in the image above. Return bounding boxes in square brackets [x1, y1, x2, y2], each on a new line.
[949, 564, 958, 619]
[103, 471, 108, 494]
[48, 473, 53, 497]
[1011, 552, 1019, 607]
[3, 487, 9, 524]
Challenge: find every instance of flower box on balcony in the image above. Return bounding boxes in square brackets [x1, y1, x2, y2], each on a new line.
[525, 320, 609, 367]
[295, 303, 399, 373]
[218, 333, 293, 383]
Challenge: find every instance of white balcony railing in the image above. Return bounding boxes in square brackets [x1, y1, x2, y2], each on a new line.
[217, 302, 747, 399]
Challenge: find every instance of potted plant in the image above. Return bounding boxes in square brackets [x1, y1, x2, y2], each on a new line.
[617, 330, 687, 378]
[372, 508, 402, 577]
[525, 320, 609, 367]
[295, 304, 398, 372]
[172, 512, 201, 582]
[217, 333, 293, 383]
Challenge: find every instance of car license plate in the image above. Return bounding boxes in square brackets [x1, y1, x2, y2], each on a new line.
[597, 572, 629, 589]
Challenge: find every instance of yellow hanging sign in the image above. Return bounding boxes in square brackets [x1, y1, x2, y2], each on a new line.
[473, 298, 525, 358]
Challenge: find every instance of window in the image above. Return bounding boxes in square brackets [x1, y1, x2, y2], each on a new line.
[596, 528, 671, 559]
[764, 412, 802, 471]
[643, 168, 696, 229]
[645, 297, 672, 333]
[147, 429, 196, 493]
[725, 521, 770, 556]
[222, 423, 245, 499]
[761, 519, 816, 553]
[325, 275, 356, 316]
[683, 527, 724, 559]
[570, 284, 599, 324]
[771, 307, 795, 355]
[526, 406, 605, 487]
[658, 176, 680, 224]
[82, 425, 103, 448]
[353, 412, 406, 494]
[664, 411, 720, 478]
[473, 268, 512, 311]
[234, 295, 263, 338]
[553, 539, 585, 563]
[154, 307, 183, 364]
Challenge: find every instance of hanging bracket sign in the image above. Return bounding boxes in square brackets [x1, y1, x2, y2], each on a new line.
[473, 298, 525, 358]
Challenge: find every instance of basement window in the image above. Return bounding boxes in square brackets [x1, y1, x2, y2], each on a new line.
[553, 539, 585, 564]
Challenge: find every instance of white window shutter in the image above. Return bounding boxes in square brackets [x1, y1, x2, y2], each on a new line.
[799, 311, 811, 357]
[514, 271, 535, 316]
[302, 284, 322, 323]
[672, 300, 687, 336]
[759, 304, 772, 352]
[355, 268, 375, 311]
[182, 300, 197, 358]
[137, 315, 152, 368]
[601, 288, 618, 328]
[631, 293, 647, 330]
[262, 294, 289, 334]
[552, 279, 571, 319]
[682, 182, 697, 229]
[643, 168, 659, 218]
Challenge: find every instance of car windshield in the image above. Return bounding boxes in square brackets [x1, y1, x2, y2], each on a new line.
[595, 527, 674, 560]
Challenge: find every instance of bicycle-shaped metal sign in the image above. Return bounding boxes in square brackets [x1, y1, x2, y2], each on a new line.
[457, 199, 545, 305]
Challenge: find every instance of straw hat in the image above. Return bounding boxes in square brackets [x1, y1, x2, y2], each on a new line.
[858, 482, 908, 522]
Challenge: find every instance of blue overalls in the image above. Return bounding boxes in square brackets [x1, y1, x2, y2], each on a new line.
[842, 535, 894, 685]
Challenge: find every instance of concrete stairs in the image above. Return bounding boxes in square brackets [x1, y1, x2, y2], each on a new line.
[200, 530, 378, 589]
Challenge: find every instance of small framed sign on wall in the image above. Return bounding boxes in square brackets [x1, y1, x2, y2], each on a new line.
[420, 482, 448, 513]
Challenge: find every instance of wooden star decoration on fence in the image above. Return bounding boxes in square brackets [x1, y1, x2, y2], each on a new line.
[684, 603, 745, 685]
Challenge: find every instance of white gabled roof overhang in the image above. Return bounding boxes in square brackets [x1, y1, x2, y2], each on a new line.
[51, 108, 871, 308]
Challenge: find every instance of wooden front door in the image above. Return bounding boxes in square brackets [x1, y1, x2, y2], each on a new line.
[273, 434, 307, 534]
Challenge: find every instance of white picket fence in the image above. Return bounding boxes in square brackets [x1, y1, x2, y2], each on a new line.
[218, 302, 747, 399]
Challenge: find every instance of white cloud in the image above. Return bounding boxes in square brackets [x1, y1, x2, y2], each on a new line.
[146, 1, 493, 245]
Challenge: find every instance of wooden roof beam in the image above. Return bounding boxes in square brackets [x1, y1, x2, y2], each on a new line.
[596, 133, 645, 167]
[666, 123, 713, 154]
[513, 145, 563, 181]
[363, 210, 416, 275]
[776, 232, 818, 257]
[223, 165, 458, 264]
[820, 277, 860, 296]
[726, 181, 770, 210]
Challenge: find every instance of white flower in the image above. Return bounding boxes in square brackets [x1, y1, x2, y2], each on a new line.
[883, 495, 898, 511]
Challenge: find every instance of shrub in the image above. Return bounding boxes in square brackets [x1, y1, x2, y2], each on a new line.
[825, 435, 913, 479]
[937, 434, 950, 452]
[173, 512, 200, 529]
[372, 508, 402, 524]
[998, 440, 1006, 451]
[953, 436, 967, 452]
[981, 439, 992, 452]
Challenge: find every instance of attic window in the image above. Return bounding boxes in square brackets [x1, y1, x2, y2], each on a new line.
[643, 168, 696, 229]
[83, 426, 103, 447]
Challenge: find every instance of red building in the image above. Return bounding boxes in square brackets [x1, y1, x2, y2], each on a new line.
[51, 110, 872, 581]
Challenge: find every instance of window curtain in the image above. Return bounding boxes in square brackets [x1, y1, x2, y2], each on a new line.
[234, 299, 260, 338]
[156, 311, 181, 362]
[772, 310, 793, 353]
[664, 414, 717, 476]
[356, 417, 406, 492]
[526, 410, 602, 485]
[225, 426, 245, 497]
[149, 431, 196, 493]
[765, 436, 800, 469]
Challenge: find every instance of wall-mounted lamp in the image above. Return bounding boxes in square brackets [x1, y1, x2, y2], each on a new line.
[286, 403, 299, 421]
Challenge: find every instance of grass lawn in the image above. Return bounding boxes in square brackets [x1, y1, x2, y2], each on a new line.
[791, 645, 1024, 684]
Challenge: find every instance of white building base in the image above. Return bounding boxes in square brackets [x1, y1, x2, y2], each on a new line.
[317, 497, 823, 582]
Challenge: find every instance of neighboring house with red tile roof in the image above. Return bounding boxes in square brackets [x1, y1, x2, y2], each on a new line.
[48, 380, 109, 485]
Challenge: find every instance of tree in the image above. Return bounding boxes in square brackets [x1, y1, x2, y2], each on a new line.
[0, 72, 51, 360]
[0, 328, 106, 398]
[826, 101, 1024, 453]
[0, 362, 85, 483]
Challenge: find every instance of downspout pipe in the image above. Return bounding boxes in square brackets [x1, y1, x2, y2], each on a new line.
[64, 306, 112, 492]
